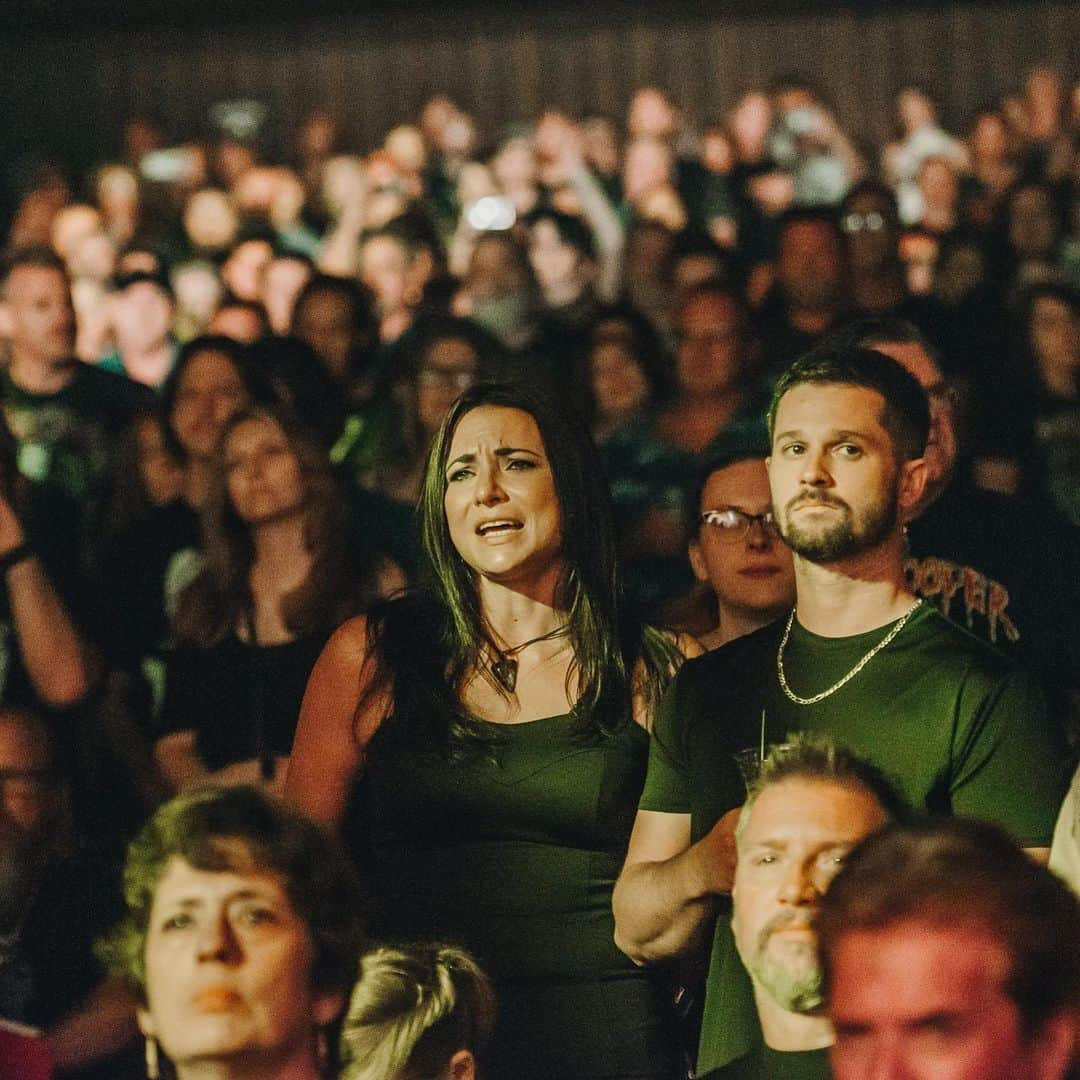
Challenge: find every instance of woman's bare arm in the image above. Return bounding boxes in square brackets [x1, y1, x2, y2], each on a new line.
[284, 616, 388, 833]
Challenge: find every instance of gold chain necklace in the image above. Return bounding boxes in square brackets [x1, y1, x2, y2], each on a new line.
[776, 599, 923, 706]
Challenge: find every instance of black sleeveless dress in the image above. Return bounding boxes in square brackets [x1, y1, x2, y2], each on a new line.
[360, 709, 679, 1080]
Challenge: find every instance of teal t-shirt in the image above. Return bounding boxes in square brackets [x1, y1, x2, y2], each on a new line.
[638, 603, 1068, 1074]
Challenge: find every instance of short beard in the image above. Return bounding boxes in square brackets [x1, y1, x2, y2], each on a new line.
[779, 490, 898, 562]
[744, 913, 824, 1013]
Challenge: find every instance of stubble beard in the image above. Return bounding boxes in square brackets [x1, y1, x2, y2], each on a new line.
[779, 488, 898, 563]
[744, 913, 825, 1014]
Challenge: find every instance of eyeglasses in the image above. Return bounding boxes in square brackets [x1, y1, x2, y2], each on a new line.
[841, 211, 886, 233]
[699, 508, 780, 541]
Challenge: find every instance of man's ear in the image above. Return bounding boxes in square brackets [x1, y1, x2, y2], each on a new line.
[1028, 1008, 1080, 1080]
[688, 539, 710, 584]
[897, 455, 928, 517]
[136, 1005, 155, 1038]
[447, 1048, 476, 1080]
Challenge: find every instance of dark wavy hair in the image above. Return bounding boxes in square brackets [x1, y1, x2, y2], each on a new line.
[174, 405, 377, 646]
[361, 381, 681, 754]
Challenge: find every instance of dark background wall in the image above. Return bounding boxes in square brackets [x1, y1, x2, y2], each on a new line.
[1, 1, 1076, 197]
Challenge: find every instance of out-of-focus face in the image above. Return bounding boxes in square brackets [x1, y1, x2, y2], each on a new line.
[465, 235, 529, 302]
[385, 125, 427, 176]
[416, 337, 478, 436]
[51, 204, 101, 263]
[702, 128, 735, 174]
[224, 416, 307, 526]
[262, 259, 312, 337]
[872, 340, 957, 502]
[841, 192, 898, 272]
[628, 88, 677, 141]
[768, 384, 919, 563]
[675, 291, 743, 397]
[1009, 187, 1058, 259]
[360, 236, 410, 317]
[292, 290, 356, 380]
[207, 306, 264, 345]
[777, 221, 843, 311]
[897, 88, 935, 134]
[623, 139, 672, 203]
[590, 340, 651, 424]
[919, 159, 960, 216]
[492, 137, 536, 192]
[729, 92, 773, 159]
[4, 265, 76, 369]
[136, 416, 185, 507]
[528, 220, 582, 296]
[0, 715, 56, 931]
[829, 920, 1068, 1080]
[321, 156, 366, 217]
[582, 117, 621, 176]
[138, 856, 342, 1076]
[69, 229, 118, 282]
[689, 459, 794, 621]
[969, 113, 1009, 162]
[1030, 295, 1080, 390]
[173, 266, 223, 328]
[221, 240, 273, 304]
[443, 406, 562, 590]
[111, 281, 174, 353]
[299, 112, 337, 159]
[1024, 67, 1063, 141]
[0, 715, 54, 843]
[171, 350, 249, 460]
[184, 190, 238, 252]
[97, 164, 139, 218]
[732, 778, 887, 1014]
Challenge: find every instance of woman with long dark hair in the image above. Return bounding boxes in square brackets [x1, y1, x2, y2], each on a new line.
[156, 406, 395, 794]
[287, 381, 694, 1079]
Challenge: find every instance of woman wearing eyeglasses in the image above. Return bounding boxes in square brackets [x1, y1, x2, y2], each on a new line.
[687, 447, 795, 651]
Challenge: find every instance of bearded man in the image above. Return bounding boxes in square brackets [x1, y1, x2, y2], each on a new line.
[613, 344, 1066, 1078]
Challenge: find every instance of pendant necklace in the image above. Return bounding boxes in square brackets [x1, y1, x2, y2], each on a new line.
[490, 624, 569, 693]
[777, 598, 922, 705]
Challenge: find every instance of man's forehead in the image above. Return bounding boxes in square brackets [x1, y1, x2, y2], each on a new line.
[773, 381, 888, 429]
[742, 777, 885, 842]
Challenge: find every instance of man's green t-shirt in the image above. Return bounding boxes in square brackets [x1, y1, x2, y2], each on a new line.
[1, 364, 152, 508]
[638, 603, 1067, 1075]
[706, 1043, 831, 1080]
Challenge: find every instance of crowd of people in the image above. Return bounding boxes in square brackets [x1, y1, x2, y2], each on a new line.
[0, 59, 1077, 1080]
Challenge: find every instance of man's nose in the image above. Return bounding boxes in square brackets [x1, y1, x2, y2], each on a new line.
[778, 860, 821, 906]
[798, 449, 830, 487]
[864, 1036, 911, 1080]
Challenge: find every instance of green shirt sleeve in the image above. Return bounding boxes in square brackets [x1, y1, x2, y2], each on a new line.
[638, 668, 693, 814]
[950, 667, 1067, 848]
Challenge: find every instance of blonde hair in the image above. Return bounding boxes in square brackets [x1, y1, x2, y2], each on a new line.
[340, 944, 495, 1080]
